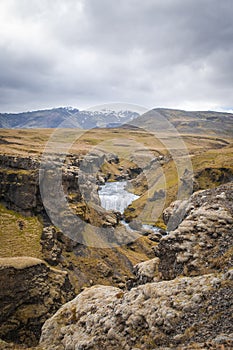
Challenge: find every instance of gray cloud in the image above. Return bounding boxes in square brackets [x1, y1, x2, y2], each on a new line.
[0, 0, 232, 112]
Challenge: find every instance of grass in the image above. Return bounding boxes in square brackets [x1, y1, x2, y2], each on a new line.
[0, 256, 44, 269]
[0, 128, 169, 157]
[0, 204, 43, 259]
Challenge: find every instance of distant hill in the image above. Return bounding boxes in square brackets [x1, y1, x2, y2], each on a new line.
[0, 107, 139, 129]
[130, 108, 233, 137]
[1, 107, 233, 137]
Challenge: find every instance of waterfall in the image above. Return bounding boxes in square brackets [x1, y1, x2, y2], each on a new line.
[98, 181, 163, 233]
[98, 181, 139, 214]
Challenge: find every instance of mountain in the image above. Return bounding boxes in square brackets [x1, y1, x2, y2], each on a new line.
[0, 107, 139, 129]
[130, 108, 233, 137]
[1, 106, 233, 137]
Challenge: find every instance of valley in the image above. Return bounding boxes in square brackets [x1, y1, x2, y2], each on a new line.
[0, 108, 232, 349]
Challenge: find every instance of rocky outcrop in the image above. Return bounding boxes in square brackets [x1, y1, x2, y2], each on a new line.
[0, 257, 75, 347]
[0, 153, 120, 227]
[0, 154, 40, 170]
[126, 182, 233, 287]
[0, 154, 43, 215]
[40, 227, 64, 265]
[0, 168, 41, 215]
[126, 257, 160, 288]
[39, 224, 156, 294]
[156, 182, 233, 280]
[39, 270, 233, 350]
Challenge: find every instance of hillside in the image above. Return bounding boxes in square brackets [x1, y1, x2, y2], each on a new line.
[132, 108, 233, 137]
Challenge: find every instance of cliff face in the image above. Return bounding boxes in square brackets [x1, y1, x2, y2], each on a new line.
[0, 155, 42, 215]
[0, 152, 158, 348]
[127, 183, 233, 290]
[0, 257, 75, 347]
[0, 153, 120, 223]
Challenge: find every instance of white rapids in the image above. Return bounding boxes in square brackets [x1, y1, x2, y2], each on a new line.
[98, 181, 139, 214]
[98, 181, 163, 233]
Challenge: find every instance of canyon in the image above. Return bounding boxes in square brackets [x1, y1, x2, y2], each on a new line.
[0, 113, 232, 349]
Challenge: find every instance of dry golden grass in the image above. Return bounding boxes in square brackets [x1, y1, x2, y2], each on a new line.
[0, 127, 168, 158]
[0, 256, 43, 269]
[0, 204, 43, 259]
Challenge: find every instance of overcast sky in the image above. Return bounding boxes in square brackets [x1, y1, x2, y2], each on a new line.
[0, 0, 233, 113]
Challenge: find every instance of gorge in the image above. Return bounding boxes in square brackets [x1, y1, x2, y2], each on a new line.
[0, 119, 232, 349]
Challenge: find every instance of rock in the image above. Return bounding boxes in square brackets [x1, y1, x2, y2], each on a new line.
[149, 189, 165, 201]
[0, 257, 75, 347]
[129, 220, 142, 231]
[0, 152, 118, 223]
[216, 192, 227, 200]
[1, 153, 232, 350]
[0, 166, 41, 215]
[157, 228, 168, 235]
[96, 261, 113, 277]
[39, 271, 233, 350]
[133, 258, 160, 285]
[157, 182, 233, 280]
[105, 214, 118, 226]
[0, 154, 40, 173]
[147, 233, 162, 242]
[97, 174, 105, 185]
[40, 226, 63, 265]
[163, 199, 189, 231]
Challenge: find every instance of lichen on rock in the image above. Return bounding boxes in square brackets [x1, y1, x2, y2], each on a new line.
[39, 271, 233, 350]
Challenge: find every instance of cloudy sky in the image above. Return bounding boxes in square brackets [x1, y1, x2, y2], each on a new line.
[0, 0, 233, 113]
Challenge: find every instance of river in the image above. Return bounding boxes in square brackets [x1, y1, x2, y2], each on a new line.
[98, 181, 161, 233]
[98, 181, 139, 214]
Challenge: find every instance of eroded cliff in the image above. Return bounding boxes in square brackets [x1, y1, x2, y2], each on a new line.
[0, 257, 74, 347]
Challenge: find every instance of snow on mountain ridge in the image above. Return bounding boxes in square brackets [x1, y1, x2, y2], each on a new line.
[0, 107, 140, 129]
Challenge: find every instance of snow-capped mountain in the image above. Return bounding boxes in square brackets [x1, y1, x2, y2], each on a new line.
[0, 107, 141, 129]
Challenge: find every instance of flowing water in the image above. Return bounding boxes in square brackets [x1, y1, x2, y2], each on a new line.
[98, 181, 162, 233]
[98, 181, 139, 214]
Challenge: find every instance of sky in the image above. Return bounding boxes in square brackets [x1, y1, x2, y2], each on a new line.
[0, 0, 233, 113]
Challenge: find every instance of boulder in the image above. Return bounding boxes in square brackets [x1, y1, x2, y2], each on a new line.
[133, 257, 160, 285]
[39, 270, 233, 350]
